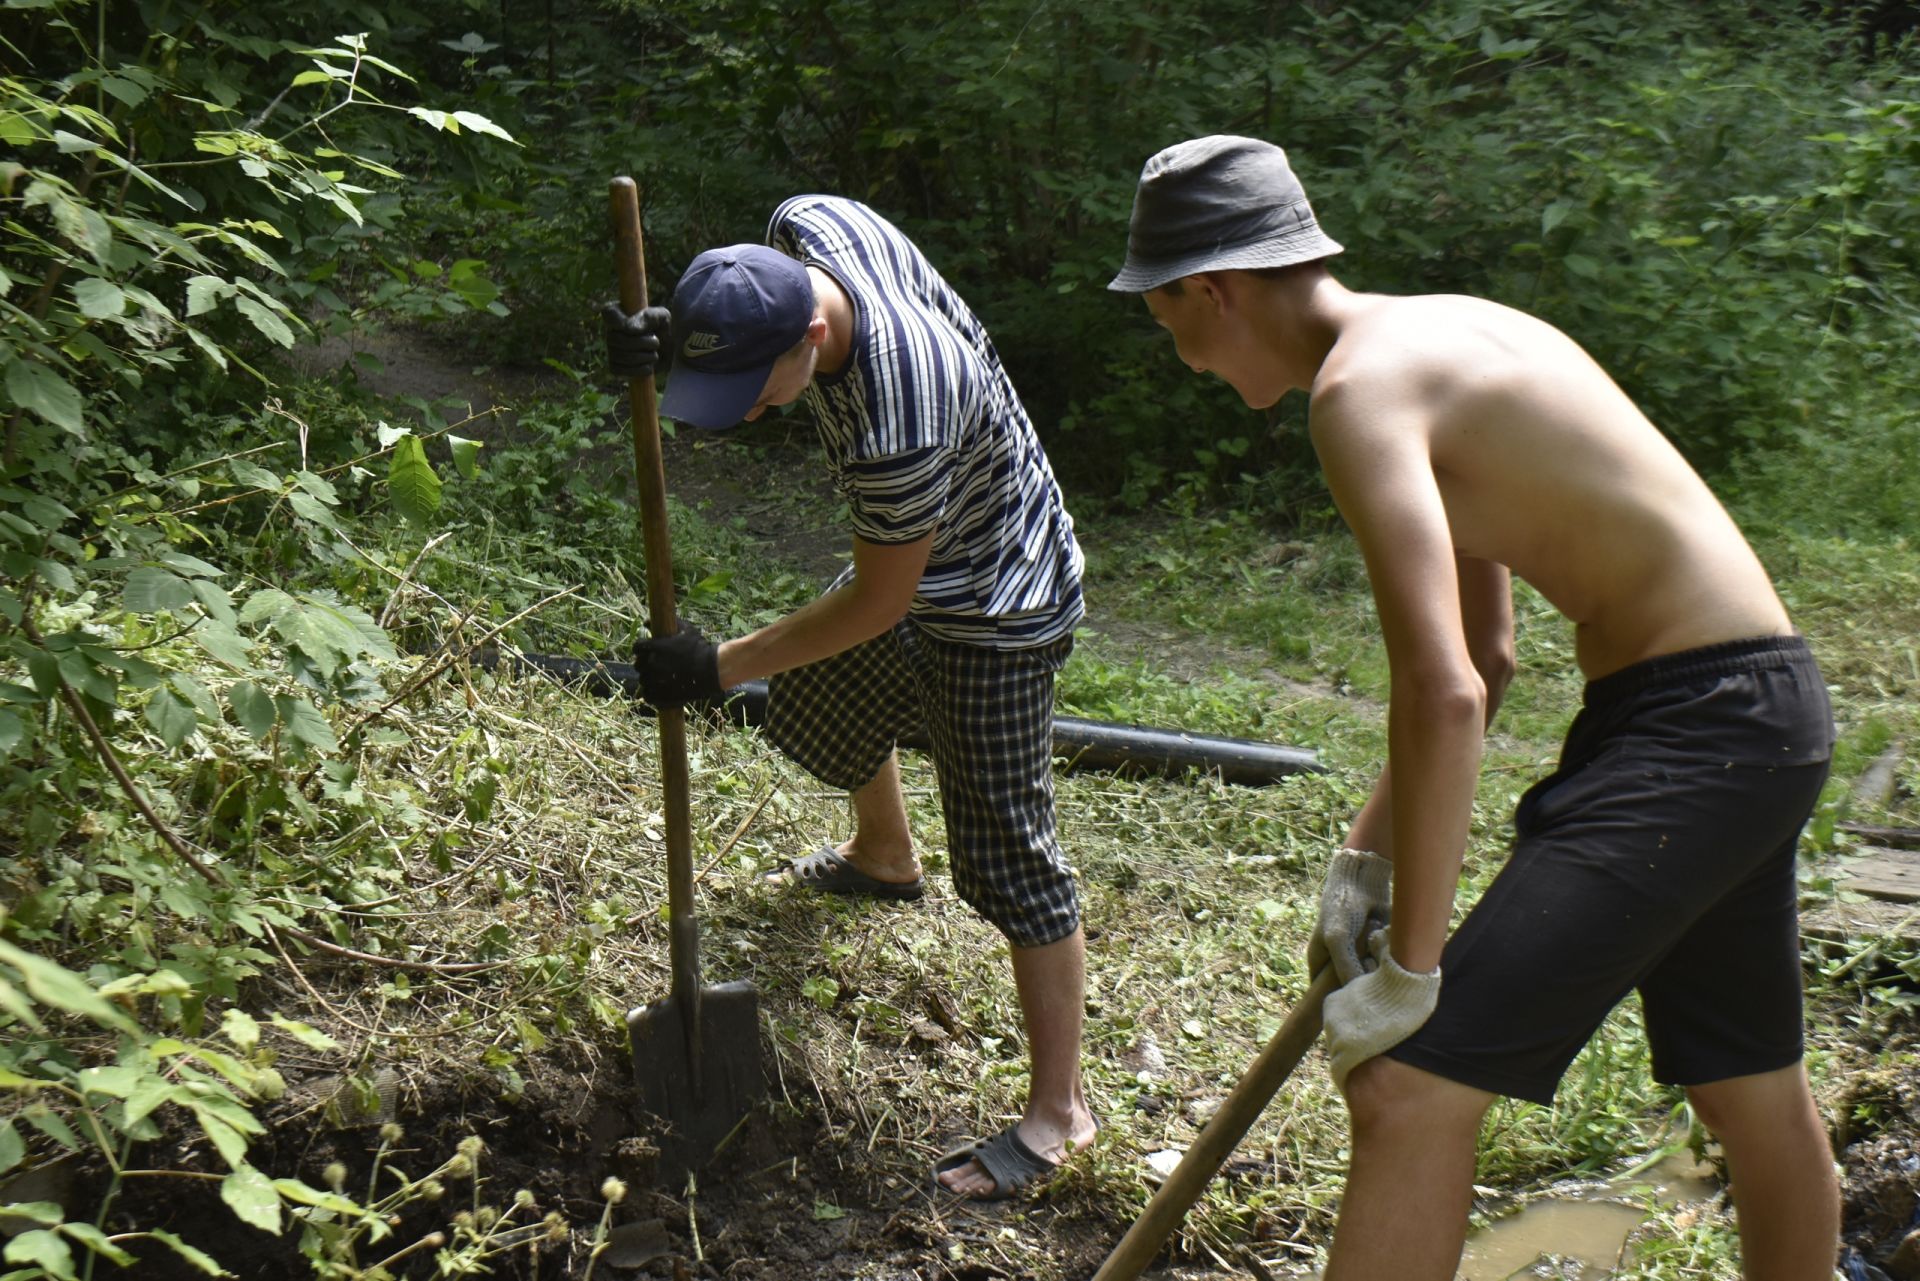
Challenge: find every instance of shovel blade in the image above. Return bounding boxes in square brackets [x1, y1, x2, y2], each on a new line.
[627, 979, 765, 1181]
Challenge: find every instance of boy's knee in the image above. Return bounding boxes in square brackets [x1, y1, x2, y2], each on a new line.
[1683, 1062, 1821, 1143]
[1344, 1056, 1492, 1144]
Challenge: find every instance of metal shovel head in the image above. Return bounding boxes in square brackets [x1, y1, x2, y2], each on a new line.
[627, 978, 766, 1180]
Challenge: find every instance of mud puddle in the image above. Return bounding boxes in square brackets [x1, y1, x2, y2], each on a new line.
[1458, 1152, 1718, 1280]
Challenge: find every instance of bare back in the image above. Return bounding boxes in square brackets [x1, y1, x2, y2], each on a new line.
[1309, 293, 1789, 679]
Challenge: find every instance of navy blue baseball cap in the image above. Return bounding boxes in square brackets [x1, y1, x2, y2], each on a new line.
[659, 244, 815, 429]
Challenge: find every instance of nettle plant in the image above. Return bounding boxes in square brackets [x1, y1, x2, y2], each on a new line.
[2, 4, 516, 1275]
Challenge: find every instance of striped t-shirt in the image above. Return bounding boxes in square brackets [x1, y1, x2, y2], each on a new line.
[768, 196, 1084, 649]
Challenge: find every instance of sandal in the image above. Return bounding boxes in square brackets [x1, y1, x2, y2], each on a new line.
[930, 1125, 1063, 1201]
[775, 844, 925, 901]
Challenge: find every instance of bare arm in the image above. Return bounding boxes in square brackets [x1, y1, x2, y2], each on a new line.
[1314, 390, 1486, 974]
[714, 533, 933, 687]
[1457, 553, 1515, 721]
[1342, 553, 1513, 858]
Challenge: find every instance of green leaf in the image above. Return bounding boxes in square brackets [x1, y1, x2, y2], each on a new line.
[147, 1228, 225, 1275]
[0, 978, 45, 1031]
[228, 682, 277, 739]
[0, 939, 138, 1032]
[291, 471, 339, 504]
[276, 696, 337, 753]
[267, 1015, 340, 1052]
[220, 1009, 260, 1054]
[0, 709, 23, 757]
[124, 567, 196, 613]
[58, 1222, 134, 1267]
[71, 278, 126, 318]
[192, 621, 254, 670]
[2, 1228, 75, 1276]
[286, 491, 339, 529]
[75, 1065, 142, 1099]
[171, 673, 222, 722]
[4, 360, 85, 435]
[20, 495, 78, 530]
[122, 1075, 179, 1129]
[230, 460, 281, 491]
[191, 579, 236, 626]
[0, 1201, 61, 1226]
[271, 1177, 364, 1216]
[160, 552, 223, 578]
[233, 297, 294, 347]
[447, 434, 482, 480]
[0, 1119, 24, 1173]
[238, 588, 294, 626]
[220, 1165, 282, 1235]
[451, 110, 515, 142]
[184, 275, 233, 317]
[387, 435, 442, 525]
[184, 327, 229, 371]
[191, 1107, 249, 1169]
[144, 688, 197, 747]
[52, 129, 100, 155]
[23, 1106, 80, 1151]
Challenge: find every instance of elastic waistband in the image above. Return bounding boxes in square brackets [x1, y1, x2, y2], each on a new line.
[1583, 634, 1815, 707]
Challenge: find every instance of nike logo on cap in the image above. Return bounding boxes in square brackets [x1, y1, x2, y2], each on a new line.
[682, 331, 730, 359]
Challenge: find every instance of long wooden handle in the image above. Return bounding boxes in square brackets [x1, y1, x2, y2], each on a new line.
[609, 177, 700, 1015]
[1091, 967, 1338, 1281]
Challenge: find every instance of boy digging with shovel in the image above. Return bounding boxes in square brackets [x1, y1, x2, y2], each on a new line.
[1110, 135, 1839, 1279]
[604, 194, 1096, 1199]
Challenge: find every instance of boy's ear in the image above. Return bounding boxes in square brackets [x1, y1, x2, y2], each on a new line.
[804, 313, 830, 347]
[1189, 272, 1232, 315]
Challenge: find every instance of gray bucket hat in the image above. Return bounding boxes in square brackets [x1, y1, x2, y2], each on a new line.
[1108, 135, 1343, 293]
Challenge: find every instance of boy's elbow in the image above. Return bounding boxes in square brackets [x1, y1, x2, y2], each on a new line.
[1477, 645, 1517, 701]
[1400, 669, 1487, 731]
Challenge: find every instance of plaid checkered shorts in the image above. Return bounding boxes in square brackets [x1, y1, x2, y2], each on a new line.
[764, 619, 1079, 949]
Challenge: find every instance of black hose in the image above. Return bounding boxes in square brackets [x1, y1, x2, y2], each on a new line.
[479, 651, 1326, 786]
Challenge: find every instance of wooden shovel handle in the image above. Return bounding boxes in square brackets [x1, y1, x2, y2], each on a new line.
[608, 177, 699, 1011]
[1091, 967, 1337, 1281]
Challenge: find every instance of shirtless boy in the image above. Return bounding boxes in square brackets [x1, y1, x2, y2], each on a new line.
[1110, 135, 1838, 1279]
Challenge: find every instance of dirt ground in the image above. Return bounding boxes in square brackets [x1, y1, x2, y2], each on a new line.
[93, 330, 1913, 1281]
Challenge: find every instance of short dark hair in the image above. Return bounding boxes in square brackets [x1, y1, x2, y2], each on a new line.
[1153, 260, 1328, 298]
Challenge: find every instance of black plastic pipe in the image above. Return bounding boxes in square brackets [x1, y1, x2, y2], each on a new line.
[480, 651, 1325, 786]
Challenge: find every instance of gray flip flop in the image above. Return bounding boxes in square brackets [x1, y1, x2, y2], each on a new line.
[780, 844, 925, 901]
[930, 1125, 1060, 1201]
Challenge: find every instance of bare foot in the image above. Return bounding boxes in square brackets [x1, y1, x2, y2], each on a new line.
[936, 1108, 1098, 1198]
[764, 836, 923, 887]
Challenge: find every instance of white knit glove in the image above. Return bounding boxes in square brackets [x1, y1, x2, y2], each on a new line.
[1324, 934, 1441, 1090]
[1306, 849, 1394, 986]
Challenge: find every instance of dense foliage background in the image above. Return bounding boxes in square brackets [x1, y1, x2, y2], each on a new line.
[2, 1, 1915, 1276]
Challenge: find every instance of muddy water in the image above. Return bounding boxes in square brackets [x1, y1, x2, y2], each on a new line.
[1456, 1153, 1720, 1280]
[1260, 1153, 1720, 1280]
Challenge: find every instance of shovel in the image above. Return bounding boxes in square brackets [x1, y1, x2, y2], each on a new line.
[610, 176, 765, 1182]
[1091, 967, 1337, 1281]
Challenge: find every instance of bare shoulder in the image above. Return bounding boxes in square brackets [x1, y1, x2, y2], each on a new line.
[1311, 294, 1617, 443]
[1321, 294, 1578, 383]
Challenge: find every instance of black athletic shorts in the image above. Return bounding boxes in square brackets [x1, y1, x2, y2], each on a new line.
[1386, 635, 1834, 1104]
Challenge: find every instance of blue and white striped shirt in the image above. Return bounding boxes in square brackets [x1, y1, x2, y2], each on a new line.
[768, 196, 1084, 648]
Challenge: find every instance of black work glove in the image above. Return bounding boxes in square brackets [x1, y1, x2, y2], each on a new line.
[632, 623, 723, 707]
[602, 302, 673, 380]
